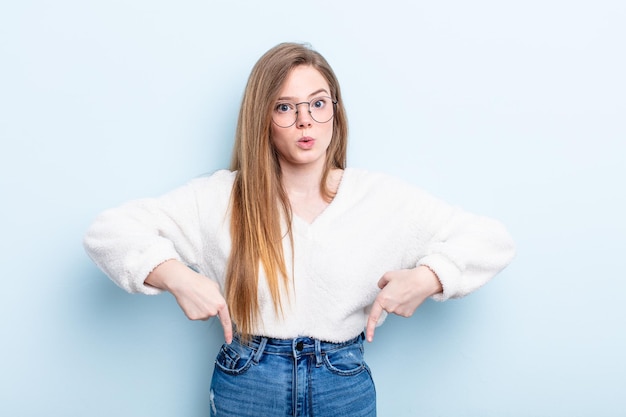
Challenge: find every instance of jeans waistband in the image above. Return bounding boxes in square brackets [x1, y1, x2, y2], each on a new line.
[233, 332, 365, 365]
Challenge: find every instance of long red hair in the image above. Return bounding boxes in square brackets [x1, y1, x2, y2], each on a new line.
[226, 43, 348, 338]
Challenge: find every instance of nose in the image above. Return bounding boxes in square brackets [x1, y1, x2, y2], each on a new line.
[295, 104, 313, 128]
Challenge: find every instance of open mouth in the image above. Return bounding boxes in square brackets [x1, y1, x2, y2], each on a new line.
[297, 137, 315, 149]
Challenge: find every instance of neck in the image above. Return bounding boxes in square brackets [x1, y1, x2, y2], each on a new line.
[280, 163, 325, 198]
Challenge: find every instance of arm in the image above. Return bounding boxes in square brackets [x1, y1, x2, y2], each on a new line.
[364, 176, 516, 341]
[83, 171, 235, 342]
[83, 172, 233, 293]
[83, 181, 206, 294]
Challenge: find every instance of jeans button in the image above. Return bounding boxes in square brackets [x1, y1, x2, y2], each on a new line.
[295, 341, 304, 351]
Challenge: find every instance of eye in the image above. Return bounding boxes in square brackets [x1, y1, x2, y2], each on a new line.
[275, 103, 294, 113]
[311, 97, 327, 109]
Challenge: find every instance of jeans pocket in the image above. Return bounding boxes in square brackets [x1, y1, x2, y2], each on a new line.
[323, 344, 366, 376]
[214, 342, 255, 376]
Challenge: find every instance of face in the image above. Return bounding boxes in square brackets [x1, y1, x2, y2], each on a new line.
[270, 65, 334, 172]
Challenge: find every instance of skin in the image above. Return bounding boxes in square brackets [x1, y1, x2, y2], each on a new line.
[270, 66, 334, 173]
[145, 65, 443, 345]
[270, 65, 339, 223]
[145, 259, 233, 344]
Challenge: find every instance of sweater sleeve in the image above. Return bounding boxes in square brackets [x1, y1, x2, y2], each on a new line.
[82, 171, 233, 294]
[417, 206, 515, 301]
[408, 190, 515, 301]
[388, 176, 516, 301]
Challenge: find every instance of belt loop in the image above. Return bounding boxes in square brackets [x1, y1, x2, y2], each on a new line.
[314, 339, 323, 367]
[252, 337, 268, 365]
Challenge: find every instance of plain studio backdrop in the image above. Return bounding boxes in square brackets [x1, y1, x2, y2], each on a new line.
[1, 1, 624, 416]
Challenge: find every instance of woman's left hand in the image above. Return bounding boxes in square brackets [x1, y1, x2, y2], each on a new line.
[366, 266, 443, 342]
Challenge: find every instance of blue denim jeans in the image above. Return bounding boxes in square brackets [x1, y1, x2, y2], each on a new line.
[209, 332, 376, 416]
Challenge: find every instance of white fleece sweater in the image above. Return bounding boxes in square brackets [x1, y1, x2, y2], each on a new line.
[83, 168, 515, 342]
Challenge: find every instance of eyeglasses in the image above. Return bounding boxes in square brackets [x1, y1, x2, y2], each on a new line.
[272, 96, 337, 128]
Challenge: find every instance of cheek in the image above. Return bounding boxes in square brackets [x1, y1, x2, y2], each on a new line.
[325, 123, 335, 141]
[270, 123, 279, 143]
[270, 125, 285, 147]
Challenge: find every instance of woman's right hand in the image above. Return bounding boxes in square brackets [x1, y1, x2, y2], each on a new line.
[145, 259, 233, 344]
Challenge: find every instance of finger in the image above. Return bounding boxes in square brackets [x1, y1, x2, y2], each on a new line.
[377, 274, 390, 289]
[217, 304, 233, 344]
[366, 301, 384, 342]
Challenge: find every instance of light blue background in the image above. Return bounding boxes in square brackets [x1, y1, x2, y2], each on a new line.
[1, 1, 624, 416]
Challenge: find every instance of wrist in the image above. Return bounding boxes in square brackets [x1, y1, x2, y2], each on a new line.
[145, 259, 184, 292]
[415, 265, 443, 296]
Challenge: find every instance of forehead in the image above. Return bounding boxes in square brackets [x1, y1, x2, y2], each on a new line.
[278, 65, 330, 98]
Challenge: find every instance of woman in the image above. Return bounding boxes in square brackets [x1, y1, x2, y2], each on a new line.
[84, 42, 515, 416]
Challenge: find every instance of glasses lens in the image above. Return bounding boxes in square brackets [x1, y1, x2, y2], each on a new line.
[272, 96, 335, 128]
[309, 96, 335, 124]
[273, 102, 296, 128]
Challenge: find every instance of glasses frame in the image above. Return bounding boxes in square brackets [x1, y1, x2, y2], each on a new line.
[272, 96, 338, 128]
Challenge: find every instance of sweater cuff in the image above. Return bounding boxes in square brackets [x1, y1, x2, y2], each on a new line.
[417, 254, 462, 302]
[125, 245, 183, 295]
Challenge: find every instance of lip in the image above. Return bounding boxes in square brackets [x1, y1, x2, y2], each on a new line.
[297, 136, 315, 149]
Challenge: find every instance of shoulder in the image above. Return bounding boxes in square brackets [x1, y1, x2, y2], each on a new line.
[342, 167, 418, 196]
[339, 168, 447, 216]
[186, 169, 236, 193]
[191, 169, 236, 185]
[148, 169, 236, 212]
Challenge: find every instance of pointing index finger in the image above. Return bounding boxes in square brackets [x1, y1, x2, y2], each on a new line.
[218, 304, 233, 344]
[366, 301, 384, 342]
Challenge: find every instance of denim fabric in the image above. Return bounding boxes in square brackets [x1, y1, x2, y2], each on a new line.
[209, 332, 376, 416]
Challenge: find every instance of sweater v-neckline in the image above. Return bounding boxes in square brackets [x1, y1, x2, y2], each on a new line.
[291, 168, 349, 229]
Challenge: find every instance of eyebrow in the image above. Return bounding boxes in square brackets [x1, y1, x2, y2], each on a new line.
[277, 88, 330, 102]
